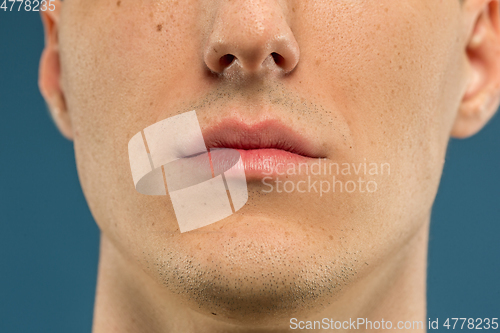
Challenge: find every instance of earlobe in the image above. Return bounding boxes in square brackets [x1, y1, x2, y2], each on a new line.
[451, 0, 500, 139]
[38, 1, 73, 140]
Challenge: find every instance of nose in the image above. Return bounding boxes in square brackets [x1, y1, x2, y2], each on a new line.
[203, 0, 300, 77]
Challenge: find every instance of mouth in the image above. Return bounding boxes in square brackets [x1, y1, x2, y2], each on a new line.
[202, 118, 324, 180]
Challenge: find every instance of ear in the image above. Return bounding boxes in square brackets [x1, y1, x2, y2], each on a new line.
[38, 1, 73, 140]
[452, 0, 500, 138]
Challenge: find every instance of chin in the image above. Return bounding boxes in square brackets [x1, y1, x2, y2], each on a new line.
[144, 219, 362, 326]
[155, 252, 341, 326]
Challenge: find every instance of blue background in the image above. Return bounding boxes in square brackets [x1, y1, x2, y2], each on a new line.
[1, 11, 498, 333]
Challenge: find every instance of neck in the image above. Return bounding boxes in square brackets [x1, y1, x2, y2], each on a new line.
[92, 221, 429, 333]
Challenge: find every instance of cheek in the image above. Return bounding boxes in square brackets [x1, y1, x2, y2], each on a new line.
[294, 0, 461, 198]
[283, 1, 464, 251]
[60, 0, 201, 117]
[59, 1, 203, 242]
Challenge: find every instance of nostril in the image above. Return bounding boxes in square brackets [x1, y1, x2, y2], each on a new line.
[271, 52, 285, 67]
[219, 54, 235, 69]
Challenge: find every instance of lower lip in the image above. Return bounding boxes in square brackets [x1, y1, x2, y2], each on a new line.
[234, 149, 312, 180]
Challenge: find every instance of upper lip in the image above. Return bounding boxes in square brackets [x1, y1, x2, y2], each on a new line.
[201, 118, 323, 158]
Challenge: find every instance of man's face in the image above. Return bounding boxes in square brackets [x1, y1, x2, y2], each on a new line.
[56, 0, 467, 323]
